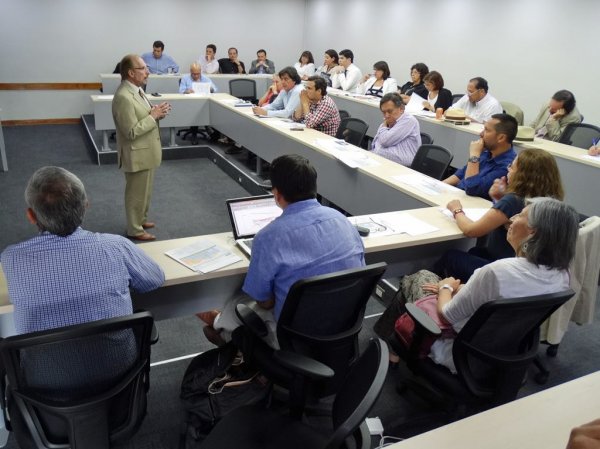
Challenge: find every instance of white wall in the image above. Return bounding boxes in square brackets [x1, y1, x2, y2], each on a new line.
[0, 0, 306, 120]
[302, 0, 600, 125]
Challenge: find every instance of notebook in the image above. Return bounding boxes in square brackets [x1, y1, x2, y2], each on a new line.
[226, 195, 282, 257]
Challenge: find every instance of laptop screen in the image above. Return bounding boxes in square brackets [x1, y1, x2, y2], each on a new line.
[226, 195, 283, 240]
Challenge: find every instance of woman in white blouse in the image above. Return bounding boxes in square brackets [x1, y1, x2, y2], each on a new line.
[358, 61, 398, 98]
[423, 197, 579, 373]
[294, 50, 316, 80]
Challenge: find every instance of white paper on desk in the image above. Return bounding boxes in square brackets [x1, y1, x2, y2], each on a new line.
[394, 174, 462, 196]
[580, 154, 600, 164]
[413, 110, 436, 118]
[350, 212, 438, 236]
[191, 82, 211, 95]
[269, 120, 306, 129]
[439, 208, 489, 222]
[165, 240, 241, 273]
[405, 92, 427, 114]
[314, 138, 380, 169]
[96, 95, 113, 100]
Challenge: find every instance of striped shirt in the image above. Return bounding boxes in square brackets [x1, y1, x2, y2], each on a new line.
[1, 228, 165, 334]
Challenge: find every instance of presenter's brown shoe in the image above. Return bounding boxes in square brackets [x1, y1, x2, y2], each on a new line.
[129, 232, 156, 241]
[142, 222, 155, 229]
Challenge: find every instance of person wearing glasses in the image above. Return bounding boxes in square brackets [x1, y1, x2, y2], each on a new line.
[447, 76, 502, 123]
[112, 54, 171, 241]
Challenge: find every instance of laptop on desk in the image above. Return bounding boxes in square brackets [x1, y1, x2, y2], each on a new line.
[226, 195, 283, 257]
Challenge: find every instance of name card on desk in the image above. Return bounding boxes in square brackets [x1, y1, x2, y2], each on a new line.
[315, 138, 380, 169]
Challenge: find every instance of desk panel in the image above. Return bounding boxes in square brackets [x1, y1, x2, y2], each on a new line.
[100, 74, 182, 95]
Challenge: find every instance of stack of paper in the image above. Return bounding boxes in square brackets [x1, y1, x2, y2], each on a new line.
[394, 174, 462, 196]
[439, 208, 489, 221]
[314, 138, 380, 169]
[165, 240, 242, 273]
[349, 212, 439, 237]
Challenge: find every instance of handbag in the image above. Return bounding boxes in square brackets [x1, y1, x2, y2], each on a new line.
[394, 294, 456, 358]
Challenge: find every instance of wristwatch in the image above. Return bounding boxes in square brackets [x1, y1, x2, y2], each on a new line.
[468, 156, 481, 163]
[452, 208, 464, 218]
[439, 284, 454, 294]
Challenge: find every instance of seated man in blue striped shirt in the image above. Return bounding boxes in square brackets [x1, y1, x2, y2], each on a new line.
[199, 154, 365, 347]
[1, 166, 165, 334]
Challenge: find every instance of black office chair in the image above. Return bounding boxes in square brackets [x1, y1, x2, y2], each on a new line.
[0, 312, 156, 449]
[177, 126, 211, 146]
[338, 110, 351, 120]
[451, 94, 464, 104]
[390, 290, 574, 419]
[232, 263, 387, 415]
[229, 79, 258, 104]
[198, 338, 388, 449]
[335, 117, 369, 148]
[558, 123, 600, 149]
[410, 144, 453, 180]
[420, 132, 434, 145]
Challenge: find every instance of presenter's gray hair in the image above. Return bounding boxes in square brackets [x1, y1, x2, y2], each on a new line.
[523, 197, 578, 270]
[25, 166, 87, 237]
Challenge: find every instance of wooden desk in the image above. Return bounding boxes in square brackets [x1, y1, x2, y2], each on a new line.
[100, 73, 182, 95]
[327, 91, 600, 217]
[0, 108, 7, 172]
[0, 208, 473, 333]
[387, 370, 600, 449]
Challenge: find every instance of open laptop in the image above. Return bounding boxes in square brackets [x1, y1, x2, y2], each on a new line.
[226, 195, 283, 257]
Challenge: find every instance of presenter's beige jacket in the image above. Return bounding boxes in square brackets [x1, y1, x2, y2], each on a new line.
[112, 81, 162, 172]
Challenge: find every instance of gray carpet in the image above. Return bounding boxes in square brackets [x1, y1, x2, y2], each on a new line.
[1, 124, 599, 448]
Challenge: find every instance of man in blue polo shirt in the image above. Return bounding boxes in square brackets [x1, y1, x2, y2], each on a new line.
[443, 113, 517, 200]
[141, 40, 179, 74]
[200, 154, 365, 347]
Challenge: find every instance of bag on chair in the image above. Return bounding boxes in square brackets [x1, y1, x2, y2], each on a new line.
[394, 294, 456, 358]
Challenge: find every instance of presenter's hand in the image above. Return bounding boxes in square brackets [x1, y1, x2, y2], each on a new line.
[489, 176, 507, 201]
[469, 138, 484, 157]
[566, 419, 600, 449]
[588, 146, 599, 156]
[252, 106, 267, 116]
[150, 102, 170, 120]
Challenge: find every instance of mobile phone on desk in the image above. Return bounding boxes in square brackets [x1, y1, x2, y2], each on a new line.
[151, 92, 161, 97]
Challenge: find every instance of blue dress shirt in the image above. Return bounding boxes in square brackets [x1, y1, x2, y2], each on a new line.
[264, 84, 304, 118]
[141, 52, 179, 74]
[1, 228, 165, 334]
[178, 74, 218, 93]
[242, 199, 365, 320]
[454, 147, 516, 200]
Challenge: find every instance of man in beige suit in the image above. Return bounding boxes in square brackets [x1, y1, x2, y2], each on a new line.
[112, 54, 171, 241]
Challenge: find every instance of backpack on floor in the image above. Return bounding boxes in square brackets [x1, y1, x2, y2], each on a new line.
[179, 341, 271, 448]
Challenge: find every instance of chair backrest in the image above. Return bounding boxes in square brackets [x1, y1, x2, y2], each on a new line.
[558, 123, 600, 149]
[338, 110, 351, 120]
[277, 263, 387, 396]
[420, 132, 434, 145]
[326, 338, 388, 449]
[335, 117, 369, 147]
[453, 289, 574, 406]
[0, 312, 155, 449]
[229, 79, 257, 103]
[410, 144, 453, 180]
[451, 94, 463, 104]
[500, 101, 524, 125]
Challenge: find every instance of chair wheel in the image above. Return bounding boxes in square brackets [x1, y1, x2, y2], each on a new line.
[546, 344, 559, 357]
[534, 372, 549, 385]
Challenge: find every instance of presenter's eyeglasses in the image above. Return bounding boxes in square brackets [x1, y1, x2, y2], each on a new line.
[133, 66, 148, 71]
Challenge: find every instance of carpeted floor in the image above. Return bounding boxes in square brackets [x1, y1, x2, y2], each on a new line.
[0, 124, 599, 448]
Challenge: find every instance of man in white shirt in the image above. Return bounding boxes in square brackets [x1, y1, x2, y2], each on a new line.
[252, 67, 303, 118]
[448, 77, 502, 123]
[331, 49, 362, 92]
[199, 44, 219, 74]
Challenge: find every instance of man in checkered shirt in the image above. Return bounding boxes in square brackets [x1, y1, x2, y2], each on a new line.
[293, 76, 341, 136]
[1, 166, 165, 334]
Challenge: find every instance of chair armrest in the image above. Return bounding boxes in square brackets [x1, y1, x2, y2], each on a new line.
[150, 322, 159, 345]
[273, 350, 335, 380]
[405, 303, 442, 336]
[235, 304, 268, 338]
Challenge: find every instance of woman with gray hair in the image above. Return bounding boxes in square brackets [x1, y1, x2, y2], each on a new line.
[421, 197, 579, 373]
